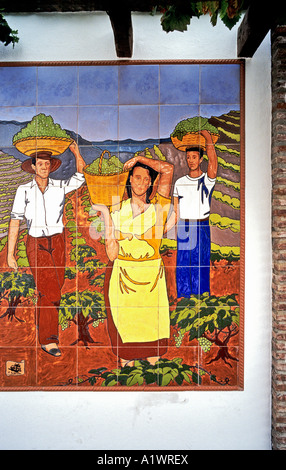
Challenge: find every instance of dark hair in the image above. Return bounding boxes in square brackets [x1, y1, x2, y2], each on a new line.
[126, 161, 158, 204]
[186, 147, 204, 159]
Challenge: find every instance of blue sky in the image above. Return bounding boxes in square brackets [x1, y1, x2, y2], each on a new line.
[0, 63, 241, 142]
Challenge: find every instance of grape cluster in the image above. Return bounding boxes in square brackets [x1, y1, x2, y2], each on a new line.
[92, 318, 105, 328]
[171, 116, 219, 141]
[13, 113, 71, 143]
[174, 330, 185, 348]
[198, 337, 212, 353]
[61, 319, 69, 331]
[86, 155, 124, 176]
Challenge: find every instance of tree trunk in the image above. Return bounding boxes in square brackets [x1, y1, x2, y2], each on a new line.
[71, 311, 100, 346]
[0, 295, 24, 322]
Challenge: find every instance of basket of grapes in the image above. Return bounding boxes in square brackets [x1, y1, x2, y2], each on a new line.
[171, 117, 220, 151]
[84, 150, 129, 206]
[13, 114, 73, 156]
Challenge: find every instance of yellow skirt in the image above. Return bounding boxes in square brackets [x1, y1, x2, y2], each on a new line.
[108, 258, 170, 344]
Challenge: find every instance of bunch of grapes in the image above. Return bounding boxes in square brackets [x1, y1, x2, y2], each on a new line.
[171, 116, 219, 141]
[174, 329, 185, 348]
[13, 113, 71, 143]
[86, 155, 124, 176]
[92, 317, 105, 328]
[198, 336, 212, 353]
[60, 319, 69, 332]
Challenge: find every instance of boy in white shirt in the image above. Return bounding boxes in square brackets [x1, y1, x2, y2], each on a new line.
[165, 129, 218, 297]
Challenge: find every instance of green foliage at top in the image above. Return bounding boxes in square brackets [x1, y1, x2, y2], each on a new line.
[13, 114, 71, 143]
[152, 1, 250, 33]
[171, 117, 219, 141]
[0, 12, 19, 47]
[85, 154, 124, 175]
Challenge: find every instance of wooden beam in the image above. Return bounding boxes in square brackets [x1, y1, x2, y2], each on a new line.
[107, 7, 133, 58]
[2, 0, 210, 13]
[237, 2, 286, 57]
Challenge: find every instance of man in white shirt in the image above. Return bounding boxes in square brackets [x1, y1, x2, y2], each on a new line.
[165, 129, 218, 298]
[7, 142, 86, 357]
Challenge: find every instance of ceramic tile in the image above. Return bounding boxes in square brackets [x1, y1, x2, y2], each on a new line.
[0, 62, 243, 390]
[209, 266, 241, 299]
[0, 347, 37, 387]
[160, 64, 200, 105]
[36, 105, 78, 140]
[119, 64, 159, 105]
[164, 347, 200, 387]
[78, 105, 118, 142]
[160, 105, 200, 140]
[79, 65, 119, 105]
[37, 66, 78, 106]
[199, 346, 239, 387]
[119, 105, 159, 141]
[77, 346, 118, 387]
[0, 305, 37, 347]
[36, 346, 77, 387]
[0, 67, 37, 107]
[200, 64, 241, 104]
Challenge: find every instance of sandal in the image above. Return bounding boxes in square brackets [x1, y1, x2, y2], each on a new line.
[41, 344, 61, 357]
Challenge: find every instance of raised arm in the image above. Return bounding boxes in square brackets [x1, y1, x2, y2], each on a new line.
[200, 130, 218, 179]
[123, 155, 174, 198]
[69, 141, 86, 174]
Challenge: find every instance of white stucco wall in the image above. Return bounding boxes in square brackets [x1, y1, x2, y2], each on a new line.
[0, 12, 272, 450]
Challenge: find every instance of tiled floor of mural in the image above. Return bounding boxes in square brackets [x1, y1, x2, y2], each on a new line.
[0, 62, 244, 390]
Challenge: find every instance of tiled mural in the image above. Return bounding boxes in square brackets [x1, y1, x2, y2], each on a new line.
[0, 61, 244, 390]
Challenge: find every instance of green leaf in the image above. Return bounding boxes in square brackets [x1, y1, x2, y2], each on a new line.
[144, 372, 156, 384]
[161, 6, 191, 33]
[220, 12, 241, 30]
[175, 374, 184, 385]
[161, 373, 173, 387]
[126, 373, 142, 386]
[191, 371, 201, 385]
[181, 371, 191, 384]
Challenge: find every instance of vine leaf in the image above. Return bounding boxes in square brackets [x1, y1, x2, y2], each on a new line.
[0, 12, 19, 47]
[161, 6, 191, 33]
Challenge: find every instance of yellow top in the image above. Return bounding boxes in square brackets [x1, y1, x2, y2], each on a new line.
[110, 193, 171, 262]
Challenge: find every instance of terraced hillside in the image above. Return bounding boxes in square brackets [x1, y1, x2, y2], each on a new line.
[208, 110, 241, 263]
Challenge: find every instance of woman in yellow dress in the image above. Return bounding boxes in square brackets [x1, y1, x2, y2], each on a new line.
[93, 155, 174, 367]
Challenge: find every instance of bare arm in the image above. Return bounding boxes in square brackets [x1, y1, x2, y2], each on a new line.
[200, 130, 218, 179]
[69, 141, 86, 174]
[92, 204, 119, 262]
[123, 155, 174, 198]
[7, 218, 20, 270]
[164, 196, 179, 234]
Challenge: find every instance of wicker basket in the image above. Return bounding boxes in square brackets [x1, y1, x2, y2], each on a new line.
[171, 131, 219, 151]
[13, 136, 73, 156]
[84, 150, 129, 207]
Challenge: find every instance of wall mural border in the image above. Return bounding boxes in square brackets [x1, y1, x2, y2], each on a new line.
[0, 60, 245, 391]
